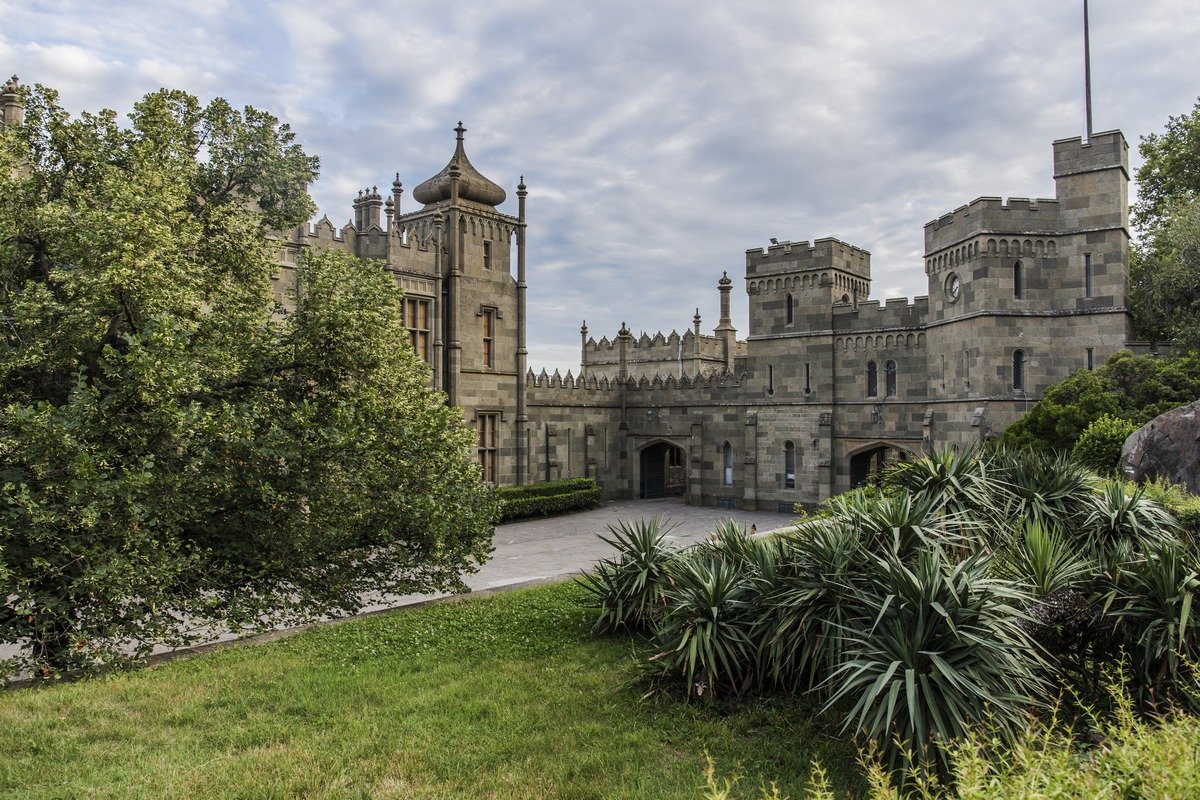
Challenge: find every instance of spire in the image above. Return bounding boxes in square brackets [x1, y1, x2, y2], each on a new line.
[1083, 0, 1094, 142]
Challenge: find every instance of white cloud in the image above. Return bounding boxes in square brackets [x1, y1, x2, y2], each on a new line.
[2, 0, 1198, 373]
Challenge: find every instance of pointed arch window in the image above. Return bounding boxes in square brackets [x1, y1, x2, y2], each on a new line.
[785, 293, 794, 325]
[866, 361, 878, 398]
[885, 360, 897, 397]
[1013, 260, 1023, 300]
[1013, 349, 1026, 393]
[723, 441, 734, 486]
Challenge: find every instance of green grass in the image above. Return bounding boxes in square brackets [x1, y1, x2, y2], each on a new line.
[0, 582, 863, 799]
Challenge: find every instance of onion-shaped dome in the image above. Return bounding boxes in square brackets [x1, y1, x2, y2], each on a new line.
[411, 122, 506, 207]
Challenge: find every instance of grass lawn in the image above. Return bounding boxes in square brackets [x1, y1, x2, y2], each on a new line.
[0, 581, 864, 799]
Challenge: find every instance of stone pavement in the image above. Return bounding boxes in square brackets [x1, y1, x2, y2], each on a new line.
[2, 499, 799, 673]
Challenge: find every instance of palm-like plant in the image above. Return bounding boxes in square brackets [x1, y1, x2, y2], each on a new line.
[1085, 480, 1179, 549]
[824, 547, 1047, 778]
[884, 445, 994, 520]
[1108, 538, 1200, 708]
[576, 516, 679, 632]
[998, 521, 1094, 598]
[990, 449, 1097, 532]
[653, 553, 756, 698]
[826, 490, 966, 559]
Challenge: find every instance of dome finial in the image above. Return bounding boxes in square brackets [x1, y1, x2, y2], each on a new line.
[455, 121, 466, 142]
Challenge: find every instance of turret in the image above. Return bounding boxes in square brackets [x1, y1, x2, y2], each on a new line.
[715, 272, 737, 371]
[0, 75, 22, 130]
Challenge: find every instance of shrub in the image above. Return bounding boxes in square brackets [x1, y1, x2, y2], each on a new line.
[576, 517, 678, 632]
[825, 548, 1047, 779]
[1073, 414, 1139, 474]
[654, 552, 757, 698]
[496, 478, 602, 522]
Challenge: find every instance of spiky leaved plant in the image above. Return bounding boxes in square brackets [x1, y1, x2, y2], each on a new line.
[990, 449, 1098, 532]
[1085, 479, 1179, 549]
[577, 516, 679, 632]
[824, 546, 1047, 780]
[653, 551, 757, 699]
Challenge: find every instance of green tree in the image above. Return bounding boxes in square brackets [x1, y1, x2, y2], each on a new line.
[1002, 351, 1200, 454]
[0, 83, 495, 676]
[1131, 97, 1200, 347]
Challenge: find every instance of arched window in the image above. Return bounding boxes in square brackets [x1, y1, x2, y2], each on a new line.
[785, 293, 794, 325]
[1013, 350, 1026, 392]
[885, 360, 897, 397]
[722, 442, 734, 486]
[1013, 261, 1023, 300]
[784, 441, 796, 489]
[866, 361, 878, 397]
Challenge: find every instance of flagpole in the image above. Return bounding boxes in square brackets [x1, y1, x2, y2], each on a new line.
[1084, 0, 1094, 141]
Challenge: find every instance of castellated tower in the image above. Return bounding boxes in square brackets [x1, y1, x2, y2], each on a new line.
[922, 131, 1129, 421]
[273, 123, 530, 485]
[744, 238, 872, 338]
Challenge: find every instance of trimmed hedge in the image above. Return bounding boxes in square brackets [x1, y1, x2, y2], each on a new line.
[497, 478, 603, 523]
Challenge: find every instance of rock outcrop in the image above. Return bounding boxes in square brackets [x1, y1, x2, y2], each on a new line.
[1120, 399, 1200, 492]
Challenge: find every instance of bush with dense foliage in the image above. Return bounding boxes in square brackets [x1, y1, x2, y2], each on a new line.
[1002, 350, 1200, 454]
[0, 82, 495, 677]
[496, 477, 602, 522]
[1072, 414, 1139, 474]
[588, 447, 1200, 786]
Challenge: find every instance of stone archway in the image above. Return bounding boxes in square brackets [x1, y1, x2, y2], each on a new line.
[639, 440, 687, 498]
[848, 443, 915, 487]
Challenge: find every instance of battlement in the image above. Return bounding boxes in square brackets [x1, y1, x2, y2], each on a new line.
[745, 236, 871, 279]
[1052, 130, 1128, 180]
[924, 196, 1062, 255]
[832, 295, 929, 332]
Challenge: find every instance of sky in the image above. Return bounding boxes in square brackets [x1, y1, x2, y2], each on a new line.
[1, 1, 1197, 373]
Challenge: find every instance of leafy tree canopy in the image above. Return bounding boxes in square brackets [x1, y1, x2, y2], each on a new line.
[1002, 350, 1200, 453]
[1130, 97, 1200, 347]
[0, 83, 495, 676]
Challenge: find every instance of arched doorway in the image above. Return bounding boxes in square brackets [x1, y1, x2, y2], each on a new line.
[640, 441, 687, 498]
[849, 444, 912, 487]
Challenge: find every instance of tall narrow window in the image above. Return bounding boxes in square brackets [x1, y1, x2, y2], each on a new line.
[482, 308, 496, 368]
[885, 360, 897, 397]
[784, 441, 796, 489]
[477, 413, 498, 483]
[483, 241, 492, 270]
[785, 293, 794, 325]
[767, 364, 774, 395]
[1084, 253, 1093, 298]
[1086, 347, 1095, 371]
[1013, 260, 1023, 300]
[1013, 350, 1026, 392]
[722, 442, 733, 486]
[403, 297, 431, 363]
[866, 361, 878, 397]
[804, 362, 811, 394]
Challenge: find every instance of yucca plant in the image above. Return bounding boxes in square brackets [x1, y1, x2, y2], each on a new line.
[998, 521, 1094, 598]
[990, 449, 1097, 532]
[826, 490, 973, 560]
[824, 546, 1047, 779]
[755, 518, 865, 692]
[577, 516, 679, 632]
[653, 553, 757, 698]
[1084, 479, 1179, 549]
[1108, 538, 1200, 709]
[883, 444, 995, 521]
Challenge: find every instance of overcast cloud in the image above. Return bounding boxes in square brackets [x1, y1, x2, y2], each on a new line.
[1, 1, 1197, 372]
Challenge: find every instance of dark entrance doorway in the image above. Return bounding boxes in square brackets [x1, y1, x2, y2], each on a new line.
[849, 445, 910, 487]
[640, 441, 687, 498]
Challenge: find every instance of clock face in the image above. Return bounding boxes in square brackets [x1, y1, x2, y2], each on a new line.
[946, 273, 961, 302]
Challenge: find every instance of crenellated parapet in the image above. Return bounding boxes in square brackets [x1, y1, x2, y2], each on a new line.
[582, 325, 729, 382]
[924, 196, 1063, 266]
[832, 295, 930, 332]
[746, 237, 871, 281]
